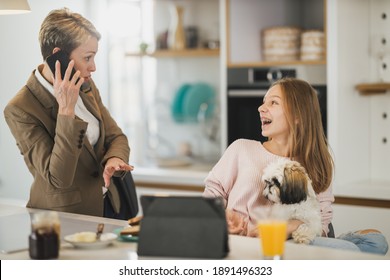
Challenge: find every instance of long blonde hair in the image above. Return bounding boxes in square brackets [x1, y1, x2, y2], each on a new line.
[273, 78, 334, 193]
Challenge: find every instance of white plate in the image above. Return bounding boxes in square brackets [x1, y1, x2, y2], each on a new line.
[64, 232, 117, 249]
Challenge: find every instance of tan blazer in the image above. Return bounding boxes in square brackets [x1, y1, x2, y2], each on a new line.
[3, 70, 130, 216]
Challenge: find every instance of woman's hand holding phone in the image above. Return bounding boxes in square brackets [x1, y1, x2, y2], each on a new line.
[53, 59, 84, 118]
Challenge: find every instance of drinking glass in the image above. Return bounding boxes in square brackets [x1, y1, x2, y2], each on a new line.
[256, 205, 287, 260]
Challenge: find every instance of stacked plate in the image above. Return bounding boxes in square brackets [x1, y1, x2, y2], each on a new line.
[171, 83, 215, 123]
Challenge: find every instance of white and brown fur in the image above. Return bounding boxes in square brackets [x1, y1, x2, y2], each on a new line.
[262, 158, 322, 244]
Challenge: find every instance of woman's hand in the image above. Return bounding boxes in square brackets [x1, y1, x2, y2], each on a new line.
[53, 60, 84, 117]
[103, 157, 134, 187]
[226, 209, 248, 236]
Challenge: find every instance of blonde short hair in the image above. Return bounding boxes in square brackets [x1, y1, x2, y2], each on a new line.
[39, 7, 101, 60]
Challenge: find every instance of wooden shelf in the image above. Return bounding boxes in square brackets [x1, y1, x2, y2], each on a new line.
[125, 48, 220, 58]
[355, 82, 390, 95]
[227, 59, 326, 68]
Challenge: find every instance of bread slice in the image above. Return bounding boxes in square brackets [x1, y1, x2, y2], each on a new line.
[128, 216, 143, 226]
[120, 225, 140, 236]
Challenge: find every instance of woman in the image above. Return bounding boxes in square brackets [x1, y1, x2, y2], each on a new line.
[3, 8, 133, 218]
[203, 77, 388, 255]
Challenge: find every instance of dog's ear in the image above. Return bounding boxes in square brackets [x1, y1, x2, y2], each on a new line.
[279, 167, 308, 204]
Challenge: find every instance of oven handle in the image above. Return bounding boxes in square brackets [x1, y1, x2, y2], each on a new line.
[228, 89, 268, 97]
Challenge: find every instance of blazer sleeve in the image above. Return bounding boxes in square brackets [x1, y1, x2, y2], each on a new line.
[4, 102, 88, 189]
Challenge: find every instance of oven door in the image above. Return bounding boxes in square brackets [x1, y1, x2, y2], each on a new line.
[227, 89, 268, 146]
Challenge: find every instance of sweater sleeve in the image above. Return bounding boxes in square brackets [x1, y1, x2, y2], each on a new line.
[317, 185, 335, 236]
[203, 140, 241, 208]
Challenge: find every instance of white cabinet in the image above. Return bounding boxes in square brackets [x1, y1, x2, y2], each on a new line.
[333, 204, 390, 255]
[327, 0, 390, 200]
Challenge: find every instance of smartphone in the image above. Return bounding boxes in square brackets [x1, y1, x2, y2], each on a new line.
[46, 50, 77, 81]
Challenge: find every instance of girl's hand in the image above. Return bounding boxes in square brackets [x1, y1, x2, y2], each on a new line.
[53, 60, 84, 117]
[103, 157, 134, 187]
[226, 209, 248, 236]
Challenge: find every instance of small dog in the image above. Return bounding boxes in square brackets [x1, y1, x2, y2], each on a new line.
[262, 158, 322, 244]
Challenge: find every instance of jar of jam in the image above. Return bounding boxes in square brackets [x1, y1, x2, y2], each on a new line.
[29, 211, 60, 259]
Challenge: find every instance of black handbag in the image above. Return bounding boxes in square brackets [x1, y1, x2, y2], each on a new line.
[137, 195, 229, 259]
[111, 172, 139, 220]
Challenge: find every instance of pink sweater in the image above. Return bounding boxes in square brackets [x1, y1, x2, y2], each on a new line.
[203, 139, 334, 236]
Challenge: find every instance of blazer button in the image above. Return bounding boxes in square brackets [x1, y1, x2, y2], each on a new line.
[91, 171, 99, 178]
[80, 129, 86, 135]
[78, 144, 82, 149]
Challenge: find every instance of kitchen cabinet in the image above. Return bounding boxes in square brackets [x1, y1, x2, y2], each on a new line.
[327, 0, 390, 201]
[226, 0, 326, 67]
[333, 204, 390, 250]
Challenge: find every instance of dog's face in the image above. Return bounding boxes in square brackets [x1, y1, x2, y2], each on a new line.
[262, 158, 310, 205]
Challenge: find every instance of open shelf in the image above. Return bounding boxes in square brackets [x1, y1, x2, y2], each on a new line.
[355, 82, 390, 95]
[125, 48, 220, 58]
[227, 59, 326, 68]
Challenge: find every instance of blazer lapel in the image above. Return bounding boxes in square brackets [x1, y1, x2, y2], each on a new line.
[80, 82, 101, 121]
[79, 82, 103, 160]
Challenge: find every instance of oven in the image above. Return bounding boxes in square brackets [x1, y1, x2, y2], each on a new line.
[227, 67, 327, 146]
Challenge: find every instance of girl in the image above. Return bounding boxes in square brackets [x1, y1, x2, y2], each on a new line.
[203, 78, 388, 255]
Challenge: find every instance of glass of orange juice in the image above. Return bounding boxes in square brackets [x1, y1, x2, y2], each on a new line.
[258, 219, 287, 260]
[256, 205, 287, 260]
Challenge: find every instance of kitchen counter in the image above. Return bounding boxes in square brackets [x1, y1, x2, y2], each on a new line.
[1, 202, 389, 260]
[334, 181, 390, 200]
[131, 162, 214, 191]
[332, 181, 390, 209]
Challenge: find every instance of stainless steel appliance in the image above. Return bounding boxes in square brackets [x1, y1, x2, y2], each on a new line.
[227, 67, 327, 145]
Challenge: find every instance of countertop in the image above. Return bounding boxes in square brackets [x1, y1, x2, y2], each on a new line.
[1, 201, 389, 260]
[131, 161, 214, 189]
[333, 180, 390, 201]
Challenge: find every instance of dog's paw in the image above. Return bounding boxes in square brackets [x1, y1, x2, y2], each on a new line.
[292, 224, 316, 244]
[292, 231, 311, 244]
